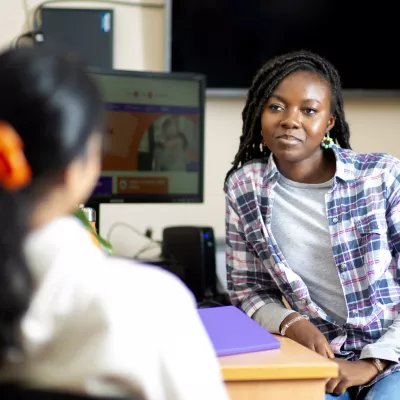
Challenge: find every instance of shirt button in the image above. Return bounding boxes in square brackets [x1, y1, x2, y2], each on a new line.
[266, 217, 271, 224]
[332, 217, 339, 223]
[301, 299, 307, 305]
[351, 310, 358, 315]
[340, 263, 347, 270]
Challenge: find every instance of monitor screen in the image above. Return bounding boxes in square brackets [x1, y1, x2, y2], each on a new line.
[86, 69, 206, 203]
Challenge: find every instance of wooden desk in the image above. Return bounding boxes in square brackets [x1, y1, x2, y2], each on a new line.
[219, 336, 338, 400]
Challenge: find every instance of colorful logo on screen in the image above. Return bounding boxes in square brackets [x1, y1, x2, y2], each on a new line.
[117, 177, 168, 194]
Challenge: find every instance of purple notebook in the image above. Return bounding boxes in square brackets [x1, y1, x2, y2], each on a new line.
[198, 306, 281, 357]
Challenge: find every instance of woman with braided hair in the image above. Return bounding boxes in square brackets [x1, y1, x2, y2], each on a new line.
[225, 49, 400, 399]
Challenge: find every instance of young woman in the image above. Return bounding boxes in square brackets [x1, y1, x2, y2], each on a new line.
[225, 50, 400, 399]
[0, 46, 229, 400]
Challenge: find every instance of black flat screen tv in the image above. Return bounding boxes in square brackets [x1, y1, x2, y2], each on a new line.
[166, 0, 400, 96]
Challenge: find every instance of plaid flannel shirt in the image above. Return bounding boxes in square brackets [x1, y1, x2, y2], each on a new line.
[225, 145, 400, 390]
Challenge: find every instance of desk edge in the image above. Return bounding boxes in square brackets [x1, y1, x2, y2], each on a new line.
[221, 363, 338, 381]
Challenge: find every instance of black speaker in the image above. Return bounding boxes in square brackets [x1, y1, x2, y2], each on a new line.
[162, 226, 217, 302]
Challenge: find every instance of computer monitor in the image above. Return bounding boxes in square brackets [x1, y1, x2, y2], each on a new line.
[86, 68, 206, 204]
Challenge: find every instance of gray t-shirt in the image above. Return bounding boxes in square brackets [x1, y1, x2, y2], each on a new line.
[254, 174, 348, 332]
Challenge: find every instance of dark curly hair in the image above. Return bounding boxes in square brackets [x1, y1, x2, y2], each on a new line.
[225, 49, 351, 182]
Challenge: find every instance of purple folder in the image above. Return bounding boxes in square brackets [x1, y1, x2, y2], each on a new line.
[198, 305, 281, 357]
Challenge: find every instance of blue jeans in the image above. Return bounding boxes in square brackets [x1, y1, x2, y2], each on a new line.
[325, 372, 400, 400]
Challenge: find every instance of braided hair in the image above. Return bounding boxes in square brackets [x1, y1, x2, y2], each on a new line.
[225, 50, 351, 183]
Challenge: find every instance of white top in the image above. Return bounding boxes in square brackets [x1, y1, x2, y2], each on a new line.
[0, 216, 229, 400]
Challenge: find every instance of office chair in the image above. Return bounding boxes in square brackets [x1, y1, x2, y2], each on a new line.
[0, 384, 144, 400]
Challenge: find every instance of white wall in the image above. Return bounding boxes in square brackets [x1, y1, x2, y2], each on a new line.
[1, 0, 400, 258]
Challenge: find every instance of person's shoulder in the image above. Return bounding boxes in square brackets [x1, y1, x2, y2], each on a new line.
[224, 158, 268, 193]
[336, 147, 400, 178]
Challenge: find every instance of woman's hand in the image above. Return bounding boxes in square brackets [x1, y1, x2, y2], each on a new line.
[281, 313, 334, 358]
[326, 359, 378, 396]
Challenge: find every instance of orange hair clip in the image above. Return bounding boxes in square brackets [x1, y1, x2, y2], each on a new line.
[0, 122, 32, 191]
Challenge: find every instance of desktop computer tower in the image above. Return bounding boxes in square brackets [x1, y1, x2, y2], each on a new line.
[162, 226, 217, 303]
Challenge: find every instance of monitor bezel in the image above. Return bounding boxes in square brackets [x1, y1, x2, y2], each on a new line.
[86, 67, 206, 205]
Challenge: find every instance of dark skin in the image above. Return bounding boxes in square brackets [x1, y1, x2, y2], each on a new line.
[261, 70, 388, 394]
[283, 312, 387, 395]
[261, 70, 336, 184]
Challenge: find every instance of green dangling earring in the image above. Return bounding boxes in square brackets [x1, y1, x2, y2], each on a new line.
[320, 132, 334, 150]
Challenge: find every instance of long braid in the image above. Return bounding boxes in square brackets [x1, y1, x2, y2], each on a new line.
[225, 50, 351, 183]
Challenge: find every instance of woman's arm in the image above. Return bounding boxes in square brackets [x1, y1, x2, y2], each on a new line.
[225, 192, 284, 318]
[359, 315, 400, 365]
[253, 302, 297, 334]
[358, 181, 400, 366]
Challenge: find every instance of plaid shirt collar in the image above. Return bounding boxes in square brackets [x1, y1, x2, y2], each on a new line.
[263, 144, 375, 185]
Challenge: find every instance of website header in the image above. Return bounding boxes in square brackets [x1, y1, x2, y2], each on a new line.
[90, 73, 200, 107]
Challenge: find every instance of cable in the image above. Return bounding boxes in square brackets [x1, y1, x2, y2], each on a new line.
[106, 221, 183, 271]
[33, 0, 164, 31]
[22, 0, 33, 32]
[13, 31, 36, 48]
[106, 221, 165, 259]
[133, 242, 161, 259]
[197, 299, 223, 308]
[106, 221, 223, 306]
[106, 221, 159, 245]
[22, 0, 30, 21]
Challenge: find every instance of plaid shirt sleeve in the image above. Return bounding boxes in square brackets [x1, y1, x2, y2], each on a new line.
[385, 172, 400, 255]
[225, 192, 283, 317]
[360, 173, 400, 364]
